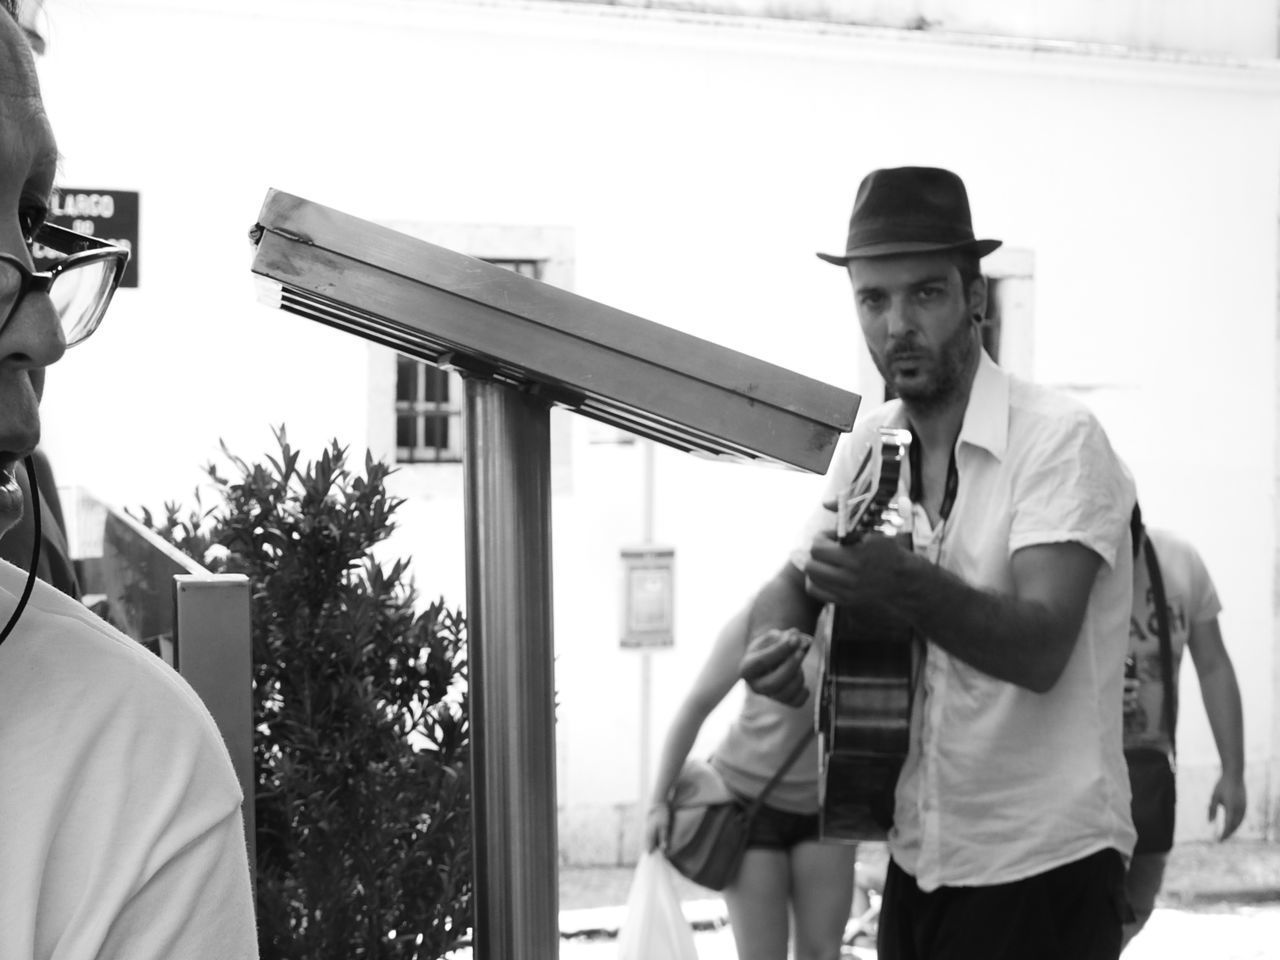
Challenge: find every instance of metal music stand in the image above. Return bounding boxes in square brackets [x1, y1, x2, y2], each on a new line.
[249, 189, 860, 960]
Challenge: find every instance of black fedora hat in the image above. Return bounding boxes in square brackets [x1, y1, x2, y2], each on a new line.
[816, 166, 1002, 265]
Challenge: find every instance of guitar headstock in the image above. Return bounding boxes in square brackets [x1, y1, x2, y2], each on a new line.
[836, 427, 912, 546]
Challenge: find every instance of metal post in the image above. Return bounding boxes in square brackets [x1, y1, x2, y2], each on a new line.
[463, 377, 559, 960]
[172, 574, 255, 880]
[637, 440, 655, 834]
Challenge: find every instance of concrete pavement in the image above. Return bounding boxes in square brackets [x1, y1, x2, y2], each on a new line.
[557, 900, 1280, 959]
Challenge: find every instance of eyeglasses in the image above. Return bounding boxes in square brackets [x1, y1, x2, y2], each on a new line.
[0, 223, 130, 348]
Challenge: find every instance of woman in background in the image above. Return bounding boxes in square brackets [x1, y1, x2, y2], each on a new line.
[644, 606, 855, 960]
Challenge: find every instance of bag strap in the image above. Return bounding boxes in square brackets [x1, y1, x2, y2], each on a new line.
[1142, 533, 1177, 753]
[744, 727, 815, 821]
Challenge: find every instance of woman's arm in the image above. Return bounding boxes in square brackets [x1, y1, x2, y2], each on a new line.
[645, 606, 750, 850]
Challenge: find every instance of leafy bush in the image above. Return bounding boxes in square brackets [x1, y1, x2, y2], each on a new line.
[139, 428, 472, 958]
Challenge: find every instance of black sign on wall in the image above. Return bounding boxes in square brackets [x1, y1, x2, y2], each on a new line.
[38, 188, 140, 288]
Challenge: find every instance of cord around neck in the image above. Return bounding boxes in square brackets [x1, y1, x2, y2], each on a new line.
[0, 454, 41, 648]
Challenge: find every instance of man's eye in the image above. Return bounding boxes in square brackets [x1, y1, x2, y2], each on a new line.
[916, 286, 944, 301]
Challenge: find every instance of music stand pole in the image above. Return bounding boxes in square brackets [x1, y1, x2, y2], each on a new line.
[463, 376, 559, 960]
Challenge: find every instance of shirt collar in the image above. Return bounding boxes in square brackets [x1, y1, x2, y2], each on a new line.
[956, 349, 1009, 460]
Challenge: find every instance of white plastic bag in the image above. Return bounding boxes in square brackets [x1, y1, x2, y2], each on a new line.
[616, 851, 698, 960]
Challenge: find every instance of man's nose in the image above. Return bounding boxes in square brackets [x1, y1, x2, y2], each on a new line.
[884, 295, 915, 337]
[2, 292, 67, 370]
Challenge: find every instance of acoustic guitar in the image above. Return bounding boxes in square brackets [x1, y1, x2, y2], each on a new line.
[815, 426, 914, 842]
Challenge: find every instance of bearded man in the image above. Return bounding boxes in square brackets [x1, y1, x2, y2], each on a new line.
[741, 167, 1137, 960]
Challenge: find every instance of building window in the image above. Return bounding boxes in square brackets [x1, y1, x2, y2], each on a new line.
[394, 258, 543, 464]
[395, 358, 462, 463]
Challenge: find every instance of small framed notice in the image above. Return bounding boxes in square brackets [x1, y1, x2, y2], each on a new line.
[620, 546, 674, 649]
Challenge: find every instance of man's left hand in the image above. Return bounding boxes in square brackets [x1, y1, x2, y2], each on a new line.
[1209, 775, 1247, 841]
[804, 529, 918, 617]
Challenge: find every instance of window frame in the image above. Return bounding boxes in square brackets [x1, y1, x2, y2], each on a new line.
[392, 257, 544, 465]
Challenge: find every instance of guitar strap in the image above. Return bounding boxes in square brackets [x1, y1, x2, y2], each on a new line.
[1142, 533, 1177, 752]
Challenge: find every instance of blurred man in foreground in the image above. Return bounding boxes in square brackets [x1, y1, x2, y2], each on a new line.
[0, 7, 258, 956]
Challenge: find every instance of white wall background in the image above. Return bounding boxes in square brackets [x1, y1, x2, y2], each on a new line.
[27, 0, 1280, 860]
[559, 0, 1280, 58]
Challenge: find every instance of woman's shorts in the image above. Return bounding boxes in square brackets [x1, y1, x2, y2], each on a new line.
[745, 802, 821, 850]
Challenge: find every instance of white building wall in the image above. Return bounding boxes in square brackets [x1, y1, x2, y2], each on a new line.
[29, 0, 1280, 861]
[574, 0, 1279, 58]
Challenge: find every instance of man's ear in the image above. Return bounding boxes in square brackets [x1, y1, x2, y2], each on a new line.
[967, 275, 988, 322]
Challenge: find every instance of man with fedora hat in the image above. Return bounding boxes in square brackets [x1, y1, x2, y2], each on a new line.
[739, 167, 1137, 959]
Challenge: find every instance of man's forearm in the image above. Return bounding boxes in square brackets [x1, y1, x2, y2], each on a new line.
[805, 536, 1102, 693]
[1188, 621, 1246, 780]
[1199, 661, 1245, 779]
[891, 561, 1079, 693]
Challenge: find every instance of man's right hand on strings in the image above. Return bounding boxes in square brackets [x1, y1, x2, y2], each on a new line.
[740, 627, 811, 707]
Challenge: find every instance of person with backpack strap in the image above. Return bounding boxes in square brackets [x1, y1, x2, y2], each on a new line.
[1122, 502, 1246, 948]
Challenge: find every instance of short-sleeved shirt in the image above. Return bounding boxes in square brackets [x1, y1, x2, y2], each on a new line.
[792, 351, 1136, 891]
[0, 559, 259, 959]
[1125, 527, 1221, 753]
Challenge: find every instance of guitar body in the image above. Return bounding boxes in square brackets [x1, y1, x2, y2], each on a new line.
[816, 427, 914, 843]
